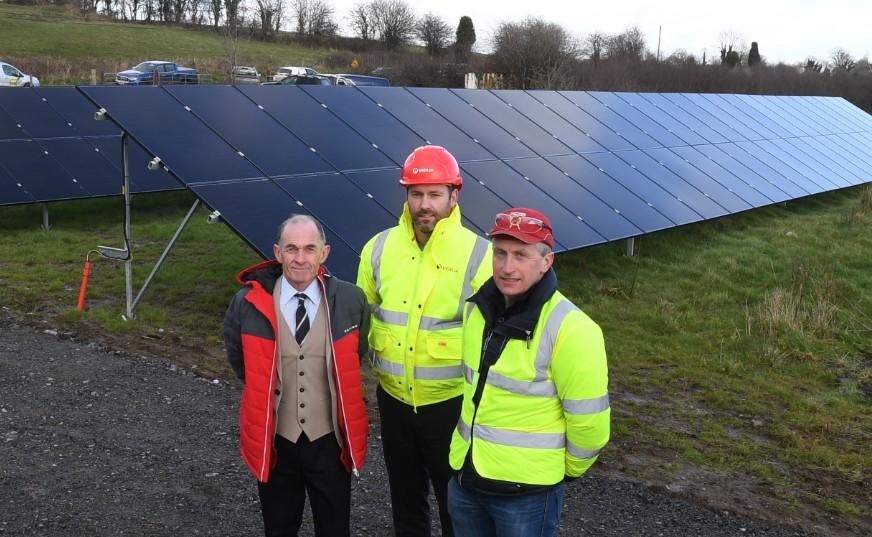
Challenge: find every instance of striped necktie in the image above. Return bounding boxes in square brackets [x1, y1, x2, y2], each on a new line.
[294, 293, 309, 345]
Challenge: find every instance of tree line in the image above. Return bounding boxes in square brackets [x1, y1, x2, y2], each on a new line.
[14, 0, 872, 111]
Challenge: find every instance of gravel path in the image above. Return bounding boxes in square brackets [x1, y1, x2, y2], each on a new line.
[0, 318, 811, 537]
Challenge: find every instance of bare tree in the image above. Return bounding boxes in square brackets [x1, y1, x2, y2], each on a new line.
[370, 0, 416, 49]
[607, 26, 646, 60]
[347, 2, 375, 40]
[666, 49, 697, 65]
[224, 0, 241, 33]
[717, 30, 746, 64]
[417, 13, 451, 56]
[830, 47, 856, 71]
[291, 0, 336, 38]
[255, 0, 282, 36]
[491, 17, 580, 89]
[584, 31, 607, 67]
[209, 0, 221, 27]
[803, 57, 824, 73]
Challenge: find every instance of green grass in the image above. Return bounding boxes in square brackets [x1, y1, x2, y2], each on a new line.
[2, 186, 870, 524]
[0, 4, 336, 83]
[554, 186, 872, 520]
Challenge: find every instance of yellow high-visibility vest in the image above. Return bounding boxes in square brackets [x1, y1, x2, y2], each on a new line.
[357, 204, 492, 408]
[449, 291, 610, 484]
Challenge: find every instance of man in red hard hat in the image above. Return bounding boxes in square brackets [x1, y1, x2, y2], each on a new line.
[357, 145, 492, 536]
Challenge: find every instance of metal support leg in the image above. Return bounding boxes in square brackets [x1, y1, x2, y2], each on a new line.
[122, 136, 134, 321]
[42, 204, 50, 230]
[626, 237, 635, 257]
[130, 199, 200, 314]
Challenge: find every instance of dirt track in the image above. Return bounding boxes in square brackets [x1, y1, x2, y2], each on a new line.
[0, 314, 813, 536]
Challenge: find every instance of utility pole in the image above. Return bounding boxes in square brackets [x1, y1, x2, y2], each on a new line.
[656, 25, 662, 61]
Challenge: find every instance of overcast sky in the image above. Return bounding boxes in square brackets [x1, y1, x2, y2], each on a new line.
[327, 0, 869, 65]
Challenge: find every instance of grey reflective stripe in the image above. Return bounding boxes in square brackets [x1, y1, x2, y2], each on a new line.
[464, 301, 476, 321]
[563, 394, 610, 415]
[533, 300, 578, 380]
[373, 354, 404, 377]
[486, 370, 557, 397]
[566, 439, 601, 459]
[455, 236, 491, 320]
[370, 229, 390, 297]
[420, 316, 462, 331]
[374, 306, 408, 326]
[415, 364, 463, 380]
[463, 365, 475, 384]
[475, 424, 565, 449]
[457, 418, 471, 442]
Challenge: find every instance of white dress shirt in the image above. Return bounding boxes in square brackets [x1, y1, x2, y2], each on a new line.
[279, 277, 321, 340]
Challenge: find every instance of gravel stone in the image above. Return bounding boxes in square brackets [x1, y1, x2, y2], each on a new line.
[0, 318, 810, 536]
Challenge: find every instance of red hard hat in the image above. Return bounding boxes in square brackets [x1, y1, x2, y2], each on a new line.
[399, 145, 463, 190]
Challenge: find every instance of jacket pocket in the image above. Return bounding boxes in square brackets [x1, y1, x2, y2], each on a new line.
[426, 335, 462, 360]
[368, 325, 389, 353]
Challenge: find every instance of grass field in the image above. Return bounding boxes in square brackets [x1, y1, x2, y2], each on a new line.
[0, 4, 335, 83]
[1, 185, 870, 529]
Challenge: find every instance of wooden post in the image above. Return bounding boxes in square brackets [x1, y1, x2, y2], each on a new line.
[90, 69, 97, 85]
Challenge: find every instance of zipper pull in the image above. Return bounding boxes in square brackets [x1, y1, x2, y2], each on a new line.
[525, 330, 531, 349]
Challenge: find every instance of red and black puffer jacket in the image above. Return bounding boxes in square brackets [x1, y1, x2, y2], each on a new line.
[223, 260, 369, 481]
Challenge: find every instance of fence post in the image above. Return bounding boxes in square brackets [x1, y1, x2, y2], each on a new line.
[90, 69, 97, 85]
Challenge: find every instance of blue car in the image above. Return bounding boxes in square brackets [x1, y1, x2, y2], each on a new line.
[115, 61, 199, 85]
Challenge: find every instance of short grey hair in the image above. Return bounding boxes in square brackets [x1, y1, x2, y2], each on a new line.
[276, 214, 327, 246]
[491, 238, 552, 257]
[535, 242, 552, 257]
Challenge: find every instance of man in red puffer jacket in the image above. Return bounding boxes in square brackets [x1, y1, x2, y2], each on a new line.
[224, 214, 369, 537]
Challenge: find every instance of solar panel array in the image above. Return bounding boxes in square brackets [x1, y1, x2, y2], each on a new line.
[0, 87, 179, 206]
[76, 85, 872, 279]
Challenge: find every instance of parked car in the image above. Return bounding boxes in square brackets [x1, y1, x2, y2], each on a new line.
[231, 66, 261, 84]
[262, 74, 334, 86]
[271, 66, 318, 82]
[115, 61, 198, 85]
[335, 73, 391, 87]
[0, 61, 40, 87]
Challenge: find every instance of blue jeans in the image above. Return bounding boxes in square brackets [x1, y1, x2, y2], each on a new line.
[447, 476, 566, 537]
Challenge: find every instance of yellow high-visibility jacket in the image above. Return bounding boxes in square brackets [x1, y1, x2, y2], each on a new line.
[449, 273, 610, 485]
[357, 204, 492, 408]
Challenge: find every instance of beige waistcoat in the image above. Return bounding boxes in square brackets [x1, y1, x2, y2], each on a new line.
[273, 279, 340, 445]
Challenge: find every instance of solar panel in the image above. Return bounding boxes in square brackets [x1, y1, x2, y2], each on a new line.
[237, 85, 394, 172]
[528, 91, 635, 152]
[492, 90, 609, 154]
[355, 86, 491, 162]
[588, 92, 686, 148]
[0, 162, 34, 206]
[460, 159, 605, 248]
[301, 86, 424, 165]
[561, 91, 661, 150]
[0, 139, 89, 201]
[408, 87, 537, 159]
[0, 87, 180, 206]
[73, 86, 871, 281]
[507, 157, 644, 239]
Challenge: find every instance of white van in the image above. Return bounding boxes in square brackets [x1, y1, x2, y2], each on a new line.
[272, 66, 318, 82]
[0, 61, 40, 87]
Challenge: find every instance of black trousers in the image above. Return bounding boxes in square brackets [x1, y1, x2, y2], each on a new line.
[378, 385, 462, 537]
[257, 432, 351, 537]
